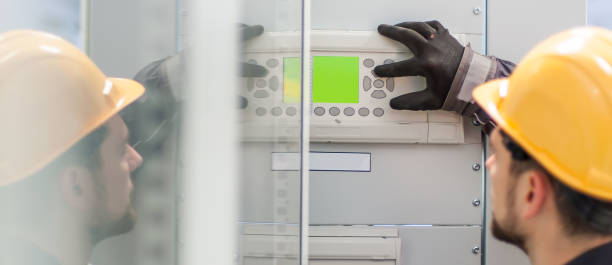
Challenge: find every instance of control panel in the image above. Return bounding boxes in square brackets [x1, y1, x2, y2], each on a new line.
[241, 31, 467, 143]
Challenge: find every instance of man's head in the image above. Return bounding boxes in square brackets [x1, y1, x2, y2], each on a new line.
[0, 30, 145, 242]
[472, 27, 612, 252]
[486, 127, 612, 251]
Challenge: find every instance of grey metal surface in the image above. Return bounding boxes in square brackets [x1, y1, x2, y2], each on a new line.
[397, 226, 481, 265]
[240, 142, 302, 223]
[242, 0, 484, 33]
[240, 224, 480, 265]
[241, 142, 483, 225]
[487, 0, 586, 62]
[463, 116, 483, 144]
[309, 143, 482, 225]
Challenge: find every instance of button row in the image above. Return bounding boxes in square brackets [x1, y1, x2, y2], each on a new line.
[251, 58, 395, 70]
[247, 76, 280, 95]
[363, 76, 394, 93]
[313, 107, 385, 117]
[362, 58, 395, 68]
[248, 59, 280, 68]
[255, 106, 298, 117]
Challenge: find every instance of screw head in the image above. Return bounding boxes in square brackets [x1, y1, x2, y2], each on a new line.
[472, 199, 481, 207]
[473, 7, 482, 15]
[472, 246, 481, 255]
[472, 163, 481, 171]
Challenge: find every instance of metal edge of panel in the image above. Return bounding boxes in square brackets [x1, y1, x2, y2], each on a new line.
[300, 0, 312, 265]
[481, 0, 489, 264]
[80, 0, 90, 54]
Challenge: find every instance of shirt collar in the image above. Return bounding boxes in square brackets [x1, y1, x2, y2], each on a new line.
[565, 240, 612, 265]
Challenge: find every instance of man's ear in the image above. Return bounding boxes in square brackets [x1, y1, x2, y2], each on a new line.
[59, 166, 96, 211]
[522, 170, 551, 219]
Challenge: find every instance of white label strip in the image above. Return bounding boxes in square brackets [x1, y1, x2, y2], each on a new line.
[272, 152, 371, 172]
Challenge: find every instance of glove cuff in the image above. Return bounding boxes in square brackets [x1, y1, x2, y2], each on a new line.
[441, 44, 497, 117]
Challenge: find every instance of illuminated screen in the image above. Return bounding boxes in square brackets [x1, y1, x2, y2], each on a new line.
[283, 56, 360, 103]
[283, 57, 302, 103]
[313, 56, 359, 103]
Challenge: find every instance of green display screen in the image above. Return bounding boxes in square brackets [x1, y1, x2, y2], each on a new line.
[283, 57, 302, 103]
[312, 56, 359, 103]
[283, 56, 360, 104]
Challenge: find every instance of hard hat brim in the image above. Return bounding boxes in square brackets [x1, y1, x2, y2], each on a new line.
[107, 77, 146, 113]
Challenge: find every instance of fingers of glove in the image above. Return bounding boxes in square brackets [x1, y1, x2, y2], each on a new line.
[373, 59, 423, 77]
[394, 22, 436, 39]
[241, 24, 264, 41]
[425, 20, 447, 32]
[389, 90, 443, 110]
[377, 24, 427, 54]
[241, 62, 268, 77]
[238, 96, 248, 109]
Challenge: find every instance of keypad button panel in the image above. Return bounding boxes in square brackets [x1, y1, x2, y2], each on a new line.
[241, 55, 429, 122]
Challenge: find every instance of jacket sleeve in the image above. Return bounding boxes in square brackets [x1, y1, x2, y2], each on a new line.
[442, 44, 516, 128]
[440, 44, 516, 126]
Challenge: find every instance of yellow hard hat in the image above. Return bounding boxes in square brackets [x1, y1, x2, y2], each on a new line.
[473, 27, 612, 201]
[0, 30, 144, 186]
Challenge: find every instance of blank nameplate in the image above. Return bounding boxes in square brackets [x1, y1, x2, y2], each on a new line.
[272, 152, 371, 172]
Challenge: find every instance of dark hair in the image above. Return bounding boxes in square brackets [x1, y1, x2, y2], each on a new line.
[47, 125, 108, 172]
[500, 130, 612, 235]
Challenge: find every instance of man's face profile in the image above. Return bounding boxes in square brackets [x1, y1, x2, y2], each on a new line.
[486, 128, 527, 251]
[87, 115, 143, 241]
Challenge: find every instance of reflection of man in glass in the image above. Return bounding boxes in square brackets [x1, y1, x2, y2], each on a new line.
[0, 30, 144, 265]
[121, 24, 266, 160]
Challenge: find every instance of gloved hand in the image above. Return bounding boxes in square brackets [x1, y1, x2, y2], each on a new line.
[240, 24, 268, 77]
[123, 24, 268, 157]
[374, 21, 464, 110]
[239, 24, 267, 108]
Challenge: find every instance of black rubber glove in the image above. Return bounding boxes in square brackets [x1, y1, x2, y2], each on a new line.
[374, 21, 464, 110]
[239, 24, 267, 108]
[240, 24, 268, 77]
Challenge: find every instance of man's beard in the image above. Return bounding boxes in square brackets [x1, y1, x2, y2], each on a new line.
[492, 216, 527, 252]
[88, 180, 136, 244]
[490, 173, 531, 253]
[90, 208, 136, 244]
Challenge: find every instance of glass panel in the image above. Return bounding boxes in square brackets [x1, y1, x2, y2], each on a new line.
[238, 0, 305, 263]
[89, 1, 180, 265]
[0, 0, 306, 264]
[0, 1, 179, 265]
